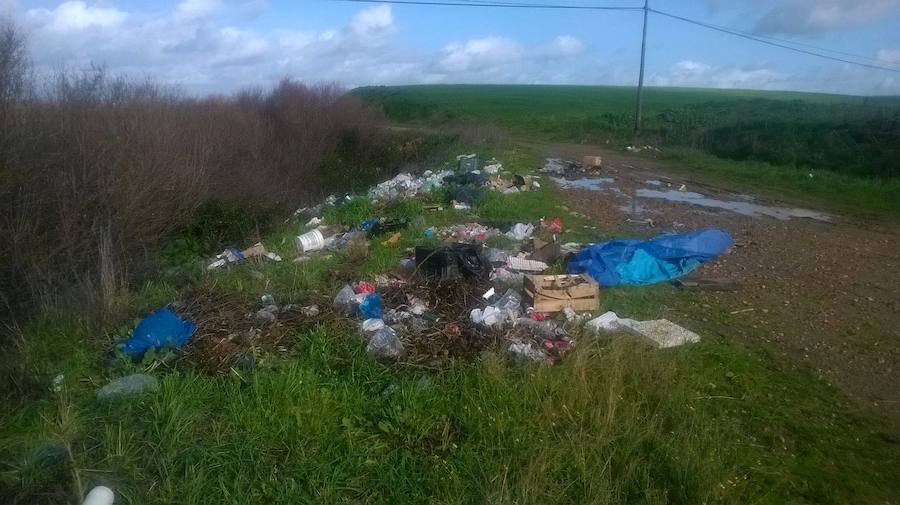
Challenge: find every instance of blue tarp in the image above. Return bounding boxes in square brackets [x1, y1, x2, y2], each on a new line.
[120, 308, 196, 358]
[567, 228, 733, 287]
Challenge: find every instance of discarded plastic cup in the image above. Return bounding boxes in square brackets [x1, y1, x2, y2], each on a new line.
[296, 229, 325, 252]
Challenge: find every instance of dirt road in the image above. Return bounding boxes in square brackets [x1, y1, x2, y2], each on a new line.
[545, 144, 900, 425]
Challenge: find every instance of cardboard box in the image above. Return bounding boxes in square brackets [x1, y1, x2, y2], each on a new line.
[524, 274, 600, 313]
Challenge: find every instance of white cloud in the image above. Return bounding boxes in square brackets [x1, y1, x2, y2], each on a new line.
[27, 1, 126, 32]
[175, 0, 222, 24]
[7, 2, 899, 96]
[651, 60, 786, 90]
[538, 35, 586, 58]
[349, 4, 393, 36]
[440, 36, 522, 72]
[753, 0, 900, 34]
[877, 48, 900, 67]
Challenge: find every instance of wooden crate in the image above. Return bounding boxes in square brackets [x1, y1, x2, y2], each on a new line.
[524, 274, 600, 313]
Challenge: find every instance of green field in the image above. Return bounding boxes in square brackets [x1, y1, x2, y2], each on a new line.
[3, 144, 900, 504]
[356, 84, 900, 214]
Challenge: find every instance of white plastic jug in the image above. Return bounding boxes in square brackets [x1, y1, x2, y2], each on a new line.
[296, 229, 325, 252]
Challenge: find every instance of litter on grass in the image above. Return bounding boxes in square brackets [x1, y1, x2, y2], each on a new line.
[207, 242, 281, 270]
[96, 374, 159, 400]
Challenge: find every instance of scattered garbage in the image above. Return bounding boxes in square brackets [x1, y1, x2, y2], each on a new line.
[207, 242, 282, 270]
[415, 243, 491, 280]
[505, 222, 535, 241]
[334, 284, 364, 317]
[441, 222, 499, 242]
[96, 374, 159, 400]
[81, 486, 115, 505]
[586, 311, 700, 348]
[300, 305, 320, 317]
[450, 186, 486, 206]
[444, 171, 487, 187]
[120, 308, 196, 358]
[255, 306, 278, 323]
[528, 237, 561, 263]
[359, 293, 383, 319]
[540, 217, 563, 234]
[507, 341, 547, 363]
[457, 153, 478, 172]
[582, 155, 603, 169]
[541, 158, 601, 177]
[305, 217, 323, 227]
[471, 288, 522, 328]
[367, 326, 405, 359]
[625, 145, 660, 153]
[507, 254, 549, 272]
[355, 281, 376, 294]
[296, 229, 326, 253]
[368, 170, 454, 201]
[567, 228, 733, 287]
[483, 162, 502, 174]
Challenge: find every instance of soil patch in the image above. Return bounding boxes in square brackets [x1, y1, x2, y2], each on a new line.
[547, 143, 900, 426]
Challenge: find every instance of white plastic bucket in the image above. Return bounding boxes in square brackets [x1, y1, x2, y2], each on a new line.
[296, 229, 325, 252]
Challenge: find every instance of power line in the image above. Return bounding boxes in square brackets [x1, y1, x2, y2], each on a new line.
[649, 8, 900, 73]
[331, 0, 642, 11]
[704, 23, 882, 64]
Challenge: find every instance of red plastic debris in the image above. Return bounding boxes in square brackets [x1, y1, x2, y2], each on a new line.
[529, 311, 548, 321]
[446, 322, 461, 335]
[355, 281, 376, 294]
[541, 217, 563, 234]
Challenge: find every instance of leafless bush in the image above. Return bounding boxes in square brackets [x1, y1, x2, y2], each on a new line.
[0, 25, 386, 323]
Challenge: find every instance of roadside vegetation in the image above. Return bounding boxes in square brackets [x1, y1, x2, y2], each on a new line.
[4, 144, 899, 504]
[3, 21, 900, 505]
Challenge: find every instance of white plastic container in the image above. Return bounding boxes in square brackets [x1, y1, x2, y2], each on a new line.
[82, 486, 114, 505]
[296, 229, 325, 252]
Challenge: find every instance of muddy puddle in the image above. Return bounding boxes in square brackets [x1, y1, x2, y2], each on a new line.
[635, 189, 831, 221]
[550, 177, 614, 191]
[554, 176, 831, 222]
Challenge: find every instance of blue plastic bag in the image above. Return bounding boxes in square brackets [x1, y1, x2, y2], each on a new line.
[358, 293, 383, 319]
[567, 228, 733, 287]
[120, 308, 196, 358]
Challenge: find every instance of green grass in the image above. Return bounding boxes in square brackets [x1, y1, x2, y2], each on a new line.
[2, 147, 899, 504]
[355, 84, 900, 214]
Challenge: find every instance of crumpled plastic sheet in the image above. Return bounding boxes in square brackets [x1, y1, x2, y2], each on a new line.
[586, 311, 700, 348]
[505, 223, 535, 241]
[119, 308, 196, 358]
[362, 319, 405, 359]
[567, 228, 733, 287]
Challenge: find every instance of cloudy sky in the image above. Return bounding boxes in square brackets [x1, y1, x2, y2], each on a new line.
[2, 0, 899, 96]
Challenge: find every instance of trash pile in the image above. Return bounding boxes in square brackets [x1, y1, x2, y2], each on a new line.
[368, 170, 454, 202]
[112, 152, 733, 381]
[541, 157, 602, 177]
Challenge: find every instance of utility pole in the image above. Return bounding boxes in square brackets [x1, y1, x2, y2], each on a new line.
[634, 0, 649, 134]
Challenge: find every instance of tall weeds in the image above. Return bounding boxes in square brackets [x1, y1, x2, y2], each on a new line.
[0, 22, 389, 324]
